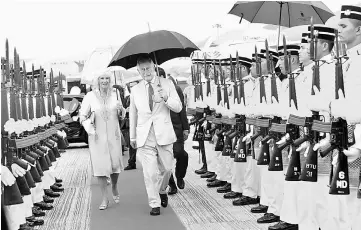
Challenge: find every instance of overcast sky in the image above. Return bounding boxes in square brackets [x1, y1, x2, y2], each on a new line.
[1, 0, 360, 62]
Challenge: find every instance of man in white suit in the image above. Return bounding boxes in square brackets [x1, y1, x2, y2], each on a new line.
[129, 55, 182, 216]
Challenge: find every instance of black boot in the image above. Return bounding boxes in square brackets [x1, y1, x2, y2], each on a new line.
[206, 174, 217, 182]
[223, 191, 242, 199]
[217, 183, 231, 193]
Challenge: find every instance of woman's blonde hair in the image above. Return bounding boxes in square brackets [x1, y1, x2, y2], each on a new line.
[92, 71, 115, 91]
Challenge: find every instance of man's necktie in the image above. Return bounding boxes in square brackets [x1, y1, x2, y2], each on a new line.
[148, 83, 154, 111]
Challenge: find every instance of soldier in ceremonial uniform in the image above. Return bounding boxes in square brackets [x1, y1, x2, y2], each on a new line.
[268, 32, 312, 230]
[301, 25, 345, 230]
[224, 56, 254, 199]
[328, 4, 361, 230]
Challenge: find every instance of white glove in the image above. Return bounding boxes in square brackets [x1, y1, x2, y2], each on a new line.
[276, 133, 290, 145]
[296, 141, 310, 157]
[307, 86, 330, 113]
[1, 165, 16, 186]
[11, 164, 26, 178]
[242, 132, 252, 144]
[343, 147, 361, 163]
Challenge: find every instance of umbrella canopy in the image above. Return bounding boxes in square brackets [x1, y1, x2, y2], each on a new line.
[228, 1, 334, 27]
[108, 30, 200, 69]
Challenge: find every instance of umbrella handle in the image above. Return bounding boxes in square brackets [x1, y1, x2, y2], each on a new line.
[152, 52, 161, 77]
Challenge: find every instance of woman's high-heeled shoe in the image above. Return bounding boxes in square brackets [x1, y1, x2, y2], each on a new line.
[99, 200, 109, 210]
[113, 195, 120, 204]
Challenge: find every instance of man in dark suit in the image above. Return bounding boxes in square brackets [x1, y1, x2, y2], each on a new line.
[157, 67, 189, 195]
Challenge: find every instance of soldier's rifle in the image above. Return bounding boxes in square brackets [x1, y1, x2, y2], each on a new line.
[214, 60, 222, 105]
[236, 52, 246, 106]
[220, 59, 230, 109]
[231, 54, 239, 104]
[283, 36, 298, 110]
[255, 46, 266, 104]
[265, 39, 278, 103]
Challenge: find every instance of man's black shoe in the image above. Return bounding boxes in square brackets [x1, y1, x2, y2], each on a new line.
[34, 202, 53, 210]
[268, 221, 298, 230]
[43, 195, 54, 203]
[19, 223, 33, 230]
[195, 168, 207, 174]
[44, 189, 60, 197]
[223, 191, 242, 199]
[201, 172, 215, 178]
[150, 207, 160, 216]
[257, 213, 280, 224]
[251, 204, 268, 213]
[50, 185, 64, 192]
[217, 183, 231, 193]
[32, 207, 45, 217]
[159, 193, 168, 208]
[168, 186, 178, 195]
[26, 217, 44, 226]
[233, 196, 259, 206]
[206, 174, 217, 182]
[207, 180, 227, 188]
[53, 182, 62, 187]
[177, 178, 185, 189]
[124, 165, 136, 170]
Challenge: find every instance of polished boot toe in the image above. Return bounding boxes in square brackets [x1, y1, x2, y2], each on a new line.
[257, 213, 280, 224]
[233, 196, 259, 206]
[44, 189, 60, 197]
[223, 191, 242, 199]
[177, 178, 185, 189]
[195, 168, 207, 174]
[206, 174, 217, 182]
[43, 195, 54, 203]
[32, 207, 45, 217]
[268, 221, 298, 230]
[50, 185, 64, 192]
[150, 207, 160, 216]
[201, 172, 215, 178]
[27, 218, 44, 226]
[251, 204, 268, 213]
[53, 182, 62, 187]
[207, 180, 227, 188]
[168, 186, 178, 195]
[217, 183, 231, 193]
[159, 193, 168, 208]
[34, 201, 53, 210]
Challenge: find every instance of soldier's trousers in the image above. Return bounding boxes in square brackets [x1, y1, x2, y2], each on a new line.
[242, 157, 260, 198]
[230, 161, 246, 193]
[265, 171, 284, 216]
[280, 181, 302, 224]
[204, 141, 219, 173]
[218, 156, 232, 182]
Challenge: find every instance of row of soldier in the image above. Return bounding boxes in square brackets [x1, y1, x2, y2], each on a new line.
[1, 40, 70, 230]
[185, 5, 361, 230]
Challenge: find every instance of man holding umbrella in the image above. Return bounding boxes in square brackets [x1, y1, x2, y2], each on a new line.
[129, 54, 182, 216]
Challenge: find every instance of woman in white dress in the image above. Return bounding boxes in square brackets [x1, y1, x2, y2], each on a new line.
[79, 72, 125, 210]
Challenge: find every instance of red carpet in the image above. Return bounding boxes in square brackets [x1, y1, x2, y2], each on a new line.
[90, 159, 186, 230]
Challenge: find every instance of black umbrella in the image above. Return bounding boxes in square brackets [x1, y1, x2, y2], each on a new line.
[108, 30, 200, 69]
